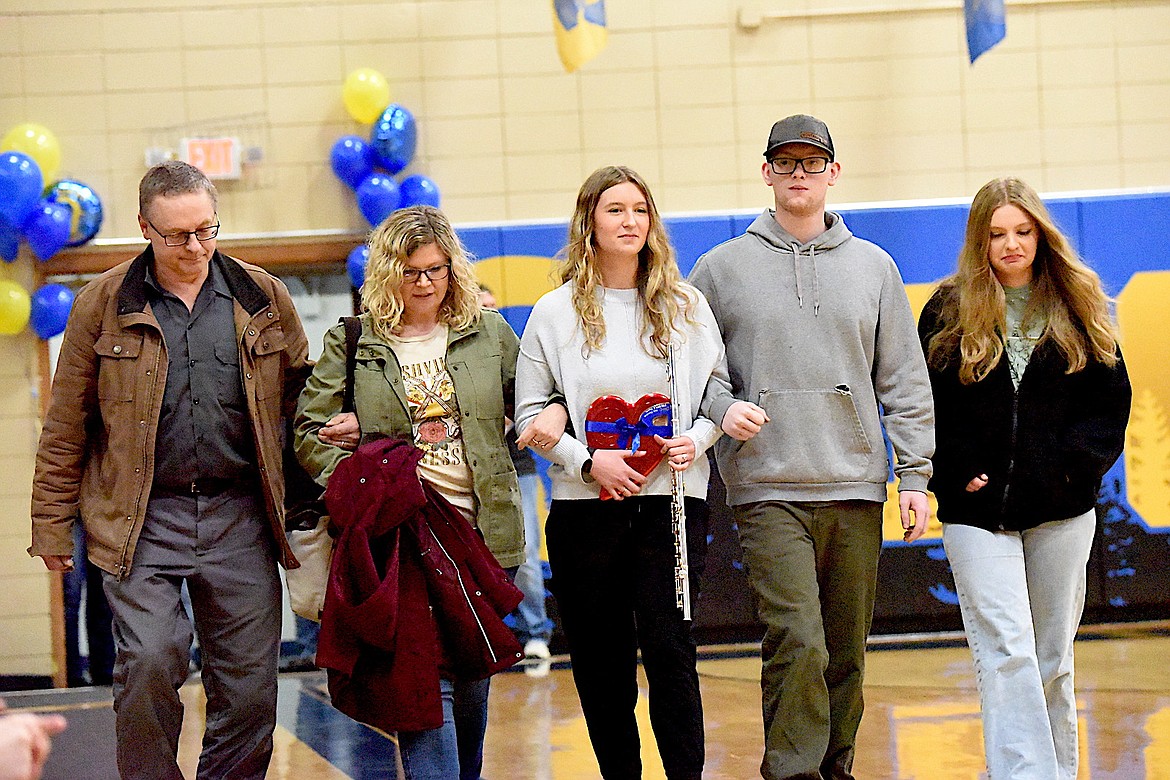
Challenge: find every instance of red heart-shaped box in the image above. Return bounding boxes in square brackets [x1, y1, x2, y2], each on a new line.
[584, 393, 673, 499]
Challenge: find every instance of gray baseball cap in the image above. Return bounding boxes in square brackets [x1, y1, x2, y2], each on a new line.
[763, 114, 834, 160]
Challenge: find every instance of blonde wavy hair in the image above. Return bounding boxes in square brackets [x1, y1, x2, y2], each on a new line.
[926, 177, 1120, 384]
[559, 165, 695, 358]
[361, 205, 481, 340]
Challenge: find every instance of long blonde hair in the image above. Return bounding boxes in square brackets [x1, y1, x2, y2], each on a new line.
[361, 205, 481, 340]
[927, 177, 1120, 383]
[559, 165, 694, 358]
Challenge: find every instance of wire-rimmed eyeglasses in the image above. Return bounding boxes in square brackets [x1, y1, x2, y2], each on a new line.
[146, 217, 220, 247]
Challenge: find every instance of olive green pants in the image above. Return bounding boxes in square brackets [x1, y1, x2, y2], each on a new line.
[734, 500, 883, 780]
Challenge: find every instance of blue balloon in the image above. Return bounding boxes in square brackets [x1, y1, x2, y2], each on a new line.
[330, 135, 374, 190]
[0, 151, 44, 227]
[44, 179, 103, 247]
[399, 174, 441, 208]
[23, 199, 72, 261]
[0, 216, 19, 263]
[369, 104, 417, 175]
[355, 174, 401, 226]
[346, 245, 369, 289]
[30, 283, 74, 339]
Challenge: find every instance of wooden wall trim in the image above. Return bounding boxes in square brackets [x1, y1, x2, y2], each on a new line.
[37, 232, 366, 279]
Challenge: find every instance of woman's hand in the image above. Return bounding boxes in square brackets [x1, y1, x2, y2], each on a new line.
[517, 404, 569, 451]
[318, 412, 360, 450]
[590, 449, 648, 500]
[653, 434, 696, 472]
[965, 473, 989, 492]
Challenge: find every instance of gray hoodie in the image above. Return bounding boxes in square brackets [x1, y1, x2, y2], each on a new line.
[690, 210, 934, 506]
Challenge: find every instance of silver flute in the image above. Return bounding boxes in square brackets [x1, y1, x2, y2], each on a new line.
[668, 343, 692, 621]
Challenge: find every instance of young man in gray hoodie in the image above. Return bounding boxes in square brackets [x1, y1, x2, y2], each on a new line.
[690, 114, 935, 780]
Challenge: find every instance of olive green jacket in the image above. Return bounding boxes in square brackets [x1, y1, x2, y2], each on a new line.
[294, 310, 524, 568]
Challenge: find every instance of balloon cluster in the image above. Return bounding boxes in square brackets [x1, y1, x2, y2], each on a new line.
[0, 123, 96, 339]
[0, 278, 74, 339]
[331, 68, 441, 288]
[0, 124, 104, 264]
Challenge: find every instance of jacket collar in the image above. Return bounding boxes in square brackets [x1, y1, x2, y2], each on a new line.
[356, 313, 485, 349]
[447, 315, 483, 347]
[117, 245, 271, 317]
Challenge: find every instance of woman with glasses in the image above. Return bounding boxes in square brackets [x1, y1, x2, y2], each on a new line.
[514, 165, 729, 780]
[294, 205, 565, 779]
[918, 177, 1130, 780]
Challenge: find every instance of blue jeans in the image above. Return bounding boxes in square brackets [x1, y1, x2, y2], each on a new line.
[64, 524, 115, 686]
[398, 676, 491, 780]
[944, 509, 1096, 780]
[511, 473, 552, 644]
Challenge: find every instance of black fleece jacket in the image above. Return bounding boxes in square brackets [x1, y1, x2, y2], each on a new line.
[917, 286, 1131, 531]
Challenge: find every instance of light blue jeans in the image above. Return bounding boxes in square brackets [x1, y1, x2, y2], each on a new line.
[943, 509, 1096, 780]
[511, 472, 552, 644]
[398, 676, 491, 780]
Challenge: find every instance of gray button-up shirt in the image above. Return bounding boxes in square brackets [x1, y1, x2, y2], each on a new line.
[147, 261, 254, 490]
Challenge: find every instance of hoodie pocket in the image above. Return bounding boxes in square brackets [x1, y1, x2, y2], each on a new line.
[732, 385, 874, 485]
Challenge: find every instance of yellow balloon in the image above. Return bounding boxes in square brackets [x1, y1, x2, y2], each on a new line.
[0, 280, 31, 336]
[342, 68, 391, 125]
[2, 123, 61, 182]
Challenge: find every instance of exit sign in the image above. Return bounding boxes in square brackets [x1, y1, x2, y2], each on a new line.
[181, 136, 241, 180]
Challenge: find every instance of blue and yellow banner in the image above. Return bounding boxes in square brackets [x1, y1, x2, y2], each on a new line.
[965, 0, 1006, 63]
[552, 0, 607, 73]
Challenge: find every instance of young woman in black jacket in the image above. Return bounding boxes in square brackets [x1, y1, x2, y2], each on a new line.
[918, 177, 1130, 780]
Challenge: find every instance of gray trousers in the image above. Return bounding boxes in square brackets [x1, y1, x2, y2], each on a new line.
[103, 488, 281, 780]
[734, 499, 883, 780]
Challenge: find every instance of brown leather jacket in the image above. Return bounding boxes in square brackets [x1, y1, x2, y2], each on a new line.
[29, 248, 312, 578]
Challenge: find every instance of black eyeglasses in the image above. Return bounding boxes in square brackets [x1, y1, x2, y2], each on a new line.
[402, 264, 451, 284]
[146, 217, 220, 247]
[768, 157, 831, 175]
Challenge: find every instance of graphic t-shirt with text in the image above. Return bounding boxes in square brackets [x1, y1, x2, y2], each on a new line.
[388, 324, 476, 519]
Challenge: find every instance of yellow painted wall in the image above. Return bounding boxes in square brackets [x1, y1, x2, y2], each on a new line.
[0, 259, 51, 677]
[1, 0, 1168, 676]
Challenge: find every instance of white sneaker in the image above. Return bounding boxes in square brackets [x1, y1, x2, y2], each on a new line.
[523, 639, 551, 660]
[524, 659, 551, 678]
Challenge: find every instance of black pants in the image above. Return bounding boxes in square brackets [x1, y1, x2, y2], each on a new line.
[546, 495, 708, 780]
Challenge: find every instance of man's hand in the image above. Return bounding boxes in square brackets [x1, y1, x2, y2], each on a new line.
[720, 401, 769, 441]
[318, 412, 360, 450]
[39, 555, 73, 573]
[0, 708, 67, 780]
[899, 490, 931, 542]
[516, 404, 569, 451]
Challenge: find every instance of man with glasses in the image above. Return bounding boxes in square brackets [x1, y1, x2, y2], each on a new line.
[690, 115, 935, 780]
[30, 160, 324, 779]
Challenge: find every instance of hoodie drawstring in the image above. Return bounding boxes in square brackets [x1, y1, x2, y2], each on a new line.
[792, 244, 804, 310]
[789, 243, 821, 316]
[811, 244, 820, 316]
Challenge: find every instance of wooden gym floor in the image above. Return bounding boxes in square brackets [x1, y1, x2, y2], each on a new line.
[7, 621, 1170, 779]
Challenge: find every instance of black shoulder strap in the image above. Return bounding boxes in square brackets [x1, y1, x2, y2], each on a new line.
[341, 316, 361, 413]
